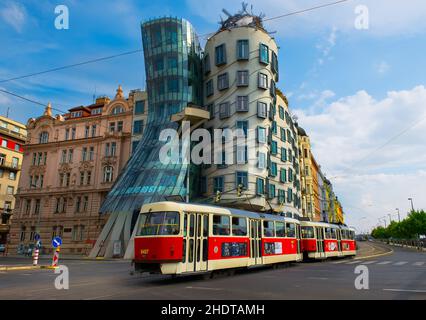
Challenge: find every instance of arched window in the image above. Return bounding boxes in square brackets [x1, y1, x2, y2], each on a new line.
[103, 166, 114, 183]
[111, 105, 124, 115]
[39, 131, 49, 144]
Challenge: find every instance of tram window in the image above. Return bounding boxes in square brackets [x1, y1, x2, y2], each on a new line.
[203, 215, 208, 237]
[301, 226, 314, 238]
[197, 215, 202, 236]
[197, 239, 201, 262]
[263, 221, 275, 237]
[202, 239, 208, 261]
[330, 228, 337, 239]
[232, 217, 247, 236]
[138, 211, 180, 236]
[182, 240, 186, 263]
[189, 215, 195, 237]
[183, 214, 187, 237]
[188, 239, 194, 263]
[213, 215, 230, 235]
[325, 228, 332, 239]
[276, 222, 285, 237]
[341, 230, 347, 239]
[286, 223, 296, 238]
[350, 231, 355, 239]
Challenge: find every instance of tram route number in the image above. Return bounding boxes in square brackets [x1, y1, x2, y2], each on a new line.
[161, 304, 265, 317]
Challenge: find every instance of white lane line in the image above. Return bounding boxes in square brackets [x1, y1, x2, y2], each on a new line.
[383, 288, 426, 293]
[377, 261, 392, 265]
[186, 286, 223, 291]
[361, 260, 377, 265]
[413, 262, 425, 266]
[308, 277, 329, 280]
[332, 260, 349, 264]
[393, 261, 408, 266]
[346, 260, 362, 264]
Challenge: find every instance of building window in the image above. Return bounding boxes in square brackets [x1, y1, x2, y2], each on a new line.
[34, 199, 41, 215]
[270, 80, 276, 97]
[217, 73, 229, 91]
[111, 142, 117, 156]
[7, 186, 14, 195]
[203, 54, 211, 74]
[259, 43, 269, 64]
[236, 146, 247, 164]
[80, 172, 84, 185]
[75, 197, 81, 213]
[288, 168, 294, 182]
[71, 111, 82, 118]
[9, 171, 16, 180]
[89, 147, 94, 161]
[269, 162, 277, 177]
[236, 171, 248, 189]
[236, 70, 249, 86]
[236, 120, 248, 137]
[281, 128, 286, 142]
[111, 106, 124, 114]
[257, 101, 267, 118]
[135, 101, 145, 114]
[39, 131, 49, 144]
[237, 40, 249, 60]
[11, 157, 19, 168]
[83, 196, 89, 212]
[281, 148, 287, 162]
[117, 121, 123, 132]
[82, 147, 87, 161]
[272, 51, 278, 74]
[91, 108, 102, 115]
[256, 178, 264, 195]
[271, 140, 278, 155]
[15, 143, 21, 151]
[84, 126, 89, 138]
[205, 80, 214, 97]
[71, 127, 76, 140]
[219, 102, 230, 119]
[207, 104, 215, 119]
[68, 149, 73, 163]
[105, 143, 110, 157]
[279, 106, 285, 120]
[278, 189, 285, 204]
[280, 168, 287, 183]
[257, 126, 266, 144]
[91, 125, 97, 137]
[268, 184, 276, 199]
[236, 96, 249, 112]
[133, 120, 144, 135]
[258, 72, 268, 89]
[213, 176, 224, 193]
[20, 226, 26, 241]
[109, 122, 116, 132]
[24, 200, 31, 215]
[103, 166, 114, 182]
[215, 44, 226, 66]
[258, 152, 266, 169]
[287, 188, 293, 203]
[86, 171, 91, 185]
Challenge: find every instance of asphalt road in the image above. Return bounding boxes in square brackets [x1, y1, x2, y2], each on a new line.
[0, 242, 424, 300]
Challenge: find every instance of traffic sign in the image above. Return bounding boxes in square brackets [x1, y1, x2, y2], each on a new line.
[52, 237, 62, 248]
[34, 234, 41, 241]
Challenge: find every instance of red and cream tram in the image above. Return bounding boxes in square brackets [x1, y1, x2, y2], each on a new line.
[133, 202, 356, 275]
[300, 221, 356, 260]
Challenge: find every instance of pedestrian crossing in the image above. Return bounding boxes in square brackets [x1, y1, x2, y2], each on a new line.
[333, 259, 425, 267]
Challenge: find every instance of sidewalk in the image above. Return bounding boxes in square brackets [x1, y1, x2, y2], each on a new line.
[354, 240, 393, 260]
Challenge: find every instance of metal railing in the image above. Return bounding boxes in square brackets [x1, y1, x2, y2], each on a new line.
[379, 238, 426, 251]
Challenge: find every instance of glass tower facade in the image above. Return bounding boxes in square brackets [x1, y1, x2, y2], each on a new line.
[99, 17, 202, 216]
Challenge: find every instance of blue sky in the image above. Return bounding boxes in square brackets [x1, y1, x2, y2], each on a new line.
[1, 0, 426, 231]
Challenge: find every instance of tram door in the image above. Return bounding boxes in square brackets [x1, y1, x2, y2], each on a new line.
[249, 219, 262, 266]
[316, 227, 325, 254]
[336, 229, 342, 252]
[183, 213, 209, 273]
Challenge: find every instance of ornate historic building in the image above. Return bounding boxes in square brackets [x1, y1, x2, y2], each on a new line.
[9, 86, 133, 255]
[0, 116, 27, 247]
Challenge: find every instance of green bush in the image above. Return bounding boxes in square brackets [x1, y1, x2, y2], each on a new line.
[371, 210, 426, 239]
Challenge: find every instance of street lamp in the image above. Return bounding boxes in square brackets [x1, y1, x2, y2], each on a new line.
[408, 198, 415, 212]
[395, 208, 401, 222]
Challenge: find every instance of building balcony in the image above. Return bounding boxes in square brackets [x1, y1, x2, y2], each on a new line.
[0, 161, 21, 171]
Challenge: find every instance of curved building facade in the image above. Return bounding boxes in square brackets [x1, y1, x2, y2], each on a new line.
[91, 17, 202, 258]
[200, 14, 301, 216]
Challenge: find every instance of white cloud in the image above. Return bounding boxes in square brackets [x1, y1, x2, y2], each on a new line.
[0, 1, 26, 33]
[293, 85, 426, 231]
[186, 0, 426, 37]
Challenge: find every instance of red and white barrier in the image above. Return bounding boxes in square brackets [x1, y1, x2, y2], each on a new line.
[33, 248, 39, 266]
[52, 247, 60, 267]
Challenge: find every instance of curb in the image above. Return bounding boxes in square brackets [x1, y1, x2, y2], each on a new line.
[0, 265, 55, 272]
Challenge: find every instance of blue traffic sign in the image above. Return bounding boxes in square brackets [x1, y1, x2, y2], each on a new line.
[34, 234, 41, 241]
[52, 237, 62, 248]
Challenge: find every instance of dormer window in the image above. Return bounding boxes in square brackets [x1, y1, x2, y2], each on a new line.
[71, 111, 83, 118]
[91, 108, 102, 115]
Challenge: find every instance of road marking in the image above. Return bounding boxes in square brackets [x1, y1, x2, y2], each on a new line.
[383, 288, 426, 293]
[346, 260, 362, 264]
[186, 286, 223, 291]
[332, 260, 349, 264]
[393, 261, 408, 266]
[360, 260, 377, 265]
[377, 261, 392, 265]
[413, 262, 425, 266]
[308, 277, 329, 280]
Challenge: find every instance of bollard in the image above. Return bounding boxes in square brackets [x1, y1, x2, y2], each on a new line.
[33, 248, 39, 266]
[52, 246, 61, 267]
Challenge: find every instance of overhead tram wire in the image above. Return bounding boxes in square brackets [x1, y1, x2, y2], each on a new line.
[0, 0, 353, 85]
